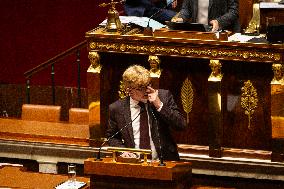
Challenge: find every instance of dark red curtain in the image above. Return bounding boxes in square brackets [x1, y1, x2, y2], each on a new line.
[0, 0, 109, 87]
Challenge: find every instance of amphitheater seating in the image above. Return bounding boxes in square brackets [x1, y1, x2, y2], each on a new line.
[21, 104, 61, 122]
[69, 108, 89, 124]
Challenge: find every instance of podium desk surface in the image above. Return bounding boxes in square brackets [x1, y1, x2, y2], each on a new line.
[0, 165, 90, 189]
[84, 157, 192, 181]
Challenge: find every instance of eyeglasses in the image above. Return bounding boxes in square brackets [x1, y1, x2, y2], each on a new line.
[131, 84, 151, 92]
[132, 86, 147, 92]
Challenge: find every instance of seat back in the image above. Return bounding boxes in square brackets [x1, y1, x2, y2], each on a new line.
[88, 102, 101, 146]
[21, 104, 61, 122]
[69, 108, 89, 124]
[89, 102, 100, 124]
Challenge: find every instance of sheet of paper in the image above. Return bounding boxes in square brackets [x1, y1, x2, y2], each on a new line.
[228, 33, 266, 43]
[100, 16, 165, 31]
[55, 180, 86, 189]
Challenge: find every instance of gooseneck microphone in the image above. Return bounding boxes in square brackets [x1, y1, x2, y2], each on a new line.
[144, 0, 176, 36]
[147, 101, 166, 166]
[96, 105, 145, 161]
[146, 0, 176, 27]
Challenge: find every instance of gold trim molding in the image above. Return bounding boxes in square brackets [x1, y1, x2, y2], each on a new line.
[89, 42, 281, 63]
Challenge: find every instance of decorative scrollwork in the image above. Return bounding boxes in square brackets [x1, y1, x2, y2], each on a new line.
[89, 41, 281, 63]
[241, 80, 258, 129]
[181, 77, 194, 124]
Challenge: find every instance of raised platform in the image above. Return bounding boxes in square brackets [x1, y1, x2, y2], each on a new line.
[0, 118, 283, 184]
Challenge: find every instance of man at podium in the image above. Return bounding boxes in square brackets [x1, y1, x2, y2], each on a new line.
[171, 0, 240, 32]
[106, 65, 187, 161]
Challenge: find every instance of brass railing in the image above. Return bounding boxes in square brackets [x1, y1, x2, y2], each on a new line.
[24, 40, 87, 106]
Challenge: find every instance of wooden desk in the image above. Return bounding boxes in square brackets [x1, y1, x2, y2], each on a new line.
[86, 26, 284, 162]
[0, 118, 90, 146]
[0, 165, 89, 189]
[84, 158, 192, 189]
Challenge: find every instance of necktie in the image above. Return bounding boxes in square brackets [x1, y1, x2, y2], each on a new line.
[138, 102, 151, 149]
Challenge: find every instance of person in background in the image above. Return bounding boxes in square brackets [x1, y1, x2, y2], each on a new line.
[171, 0, 240, 32]
[124, 0, 178, 23]
[106, 65, 187, 161]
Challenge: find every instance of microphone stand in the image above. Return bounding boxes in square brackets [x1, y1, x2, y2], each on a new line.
[96, 106, 145, 161]
[148, 103, 166, 166]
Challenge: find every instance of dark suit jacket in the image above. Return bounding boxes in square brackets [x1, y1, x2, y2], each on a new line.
[124, 0, 176, 23]
[178, 0, 240, 32]
[106, 89, 187, 161]
[124, 0, 152, 17]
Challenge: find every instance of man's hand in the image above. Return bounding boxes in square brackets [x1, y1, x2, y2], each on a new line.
[146, 86, 162, 109]
[209, 20, 219, 32]
[171, 17, 183, 22]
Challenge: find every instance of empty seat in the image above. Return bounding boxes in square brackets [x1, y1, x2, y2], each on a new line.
[21, 104, 61, 122]
[69, 108, 89, 124]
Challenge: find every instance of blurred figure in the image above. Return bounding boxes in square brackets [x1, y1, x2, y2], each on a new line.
[124, 0, 178, 23]
[171, 0, 240, 32]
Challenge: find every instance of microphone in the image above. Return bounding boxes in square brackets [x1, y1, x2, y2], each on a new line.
[96, 105, 145, 161]
[144, 0, 176, 36]
[147, 101, 166, 166]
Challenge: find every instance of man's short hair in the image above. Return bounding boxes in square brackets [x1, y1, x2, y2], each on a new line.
[122, 65, 151, 89]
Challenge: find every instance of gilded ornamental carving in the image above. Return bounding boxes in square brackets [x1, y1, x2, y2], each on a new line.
[208, 60, 223, 82]
[271, 64, 284, 85]
[181, 77, 194, 124]
[88, 52, 102, 73]
[241, 80, 258, 129]
[148, 56, 162, 78]
[89, 42, 281, 63]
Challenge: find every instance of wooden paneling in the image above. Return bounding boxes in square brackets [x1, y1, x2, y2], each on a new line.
[0, 84, 88, 121]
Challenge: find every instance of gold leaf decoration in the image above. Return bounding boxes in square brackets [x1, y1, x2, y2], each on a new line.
[241, 80, 258, 129]
[118, 80, 127, 99]
[181, 77, 194, 124]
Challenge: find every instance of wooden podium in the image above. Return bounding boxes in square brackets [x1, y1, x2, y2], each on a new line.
[84, 158, 192, 189]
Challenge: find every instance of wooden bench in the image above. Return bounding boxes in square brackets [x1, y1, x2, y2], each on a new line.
[0, 118, 89, 146]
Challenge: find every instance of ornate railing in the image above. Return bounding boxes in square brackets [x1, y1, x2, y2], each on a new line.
[24, 40, 87, 106]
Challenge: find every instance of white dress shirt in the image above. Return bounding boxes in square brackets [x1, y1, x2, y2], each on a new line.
[129, 97, 158, 159]
[197, 0, 209, 25]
